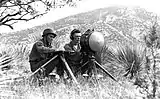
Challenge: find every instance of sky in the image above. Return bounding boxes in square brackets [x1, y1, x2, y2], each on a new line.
[0, 0, 160, 33]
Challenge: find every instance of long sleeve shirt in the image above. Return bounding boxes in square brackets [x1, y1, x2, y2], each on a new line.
[64, 41, 81, 52]
[29, 39, 55, 62]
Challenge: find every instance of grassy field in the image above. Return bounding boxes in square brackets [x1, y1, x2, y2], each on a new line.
[0, 41, 150, 99]
[0, 74, 143, 99]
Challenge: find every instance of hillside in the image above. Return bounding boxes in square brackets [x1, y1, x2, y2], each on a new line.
[0, 6, 159, 46]
[1, 6, 160, 99]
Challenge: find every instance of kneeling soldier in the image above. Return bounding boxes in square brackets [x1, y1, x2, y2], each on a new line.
[29, 28, 61, 78]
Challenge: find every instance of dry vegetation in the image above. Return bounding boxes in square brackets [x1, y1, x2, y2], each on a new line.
[1, 6, 160, 99]
[0, 35, 155, 99]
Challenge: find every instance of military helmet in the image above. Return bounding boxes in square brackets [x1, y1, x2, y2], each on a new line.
[42, 28, 57, 37]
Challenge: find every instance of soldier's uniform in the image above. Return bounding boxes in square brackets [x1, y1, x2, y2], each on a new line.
[64, 41, 82, 75]
[64, 40, 102, 75]
[29, 39, 58, 76]
[29, 29, 64, 77]
[64, 41, 81, 52]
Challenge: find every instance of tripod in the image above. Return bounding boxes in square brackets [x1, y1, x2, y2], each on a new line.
[75, 52, 117, 82]
[31, 51, 117, 85]
[0, 51, 117, 85]
[59, 52, 79, 85]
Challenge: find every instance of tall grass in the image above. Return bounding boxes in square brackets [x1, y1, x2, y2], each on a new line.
[0, 35, 149, 99]
[0, 42, 31, 78]
[0, 76, 143, 99]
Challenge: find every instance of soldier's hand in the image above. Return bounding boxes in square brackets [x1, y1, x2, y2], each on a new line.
[50, 48, 56, 52]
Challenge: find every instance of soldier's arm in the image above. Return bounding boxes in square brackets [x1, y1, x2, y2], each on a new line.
[64, 44, 73, 52]
[36, 41, 55, 53]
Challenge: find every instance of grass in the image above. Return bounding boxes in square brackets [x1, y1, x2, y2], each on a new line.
[0, 36, 152, 99]
[0, 75, 142, 99]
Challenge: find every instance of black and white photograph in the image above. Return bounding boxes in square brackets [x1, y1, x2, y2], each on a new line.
[0, 0, 160, 99]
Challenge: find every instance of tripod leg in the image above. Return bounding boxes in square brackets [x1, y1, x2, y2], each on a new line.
[82, 60, 97, 77]
[95, 61, 117, 82]
[74, 61, 89, 75]
[90, 60, 100, 86]
[60, 56, 79, 85]
[90, 59, 97, 77]
[30, 55, 58, 77]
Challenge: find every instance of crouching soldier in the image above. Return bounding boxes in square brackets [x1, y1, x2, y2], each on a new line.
[29, 28, 63, 78]
[64, 29, 102, 77]
[64, 29, 82, 76]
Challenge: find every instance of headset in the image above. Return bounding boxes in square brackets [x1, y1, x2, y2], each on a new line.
[70, 29, 81, 40]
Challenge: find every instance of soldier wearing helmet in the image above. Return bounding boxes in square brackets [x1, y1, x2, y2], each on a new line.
[29, 28, 60, 77]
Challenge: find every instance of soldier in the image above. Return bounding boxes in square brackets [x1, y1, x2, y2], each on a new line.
[64, 29, 102, 76]
[29, 28, 61, 77]
[63, 29, 82, 76]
